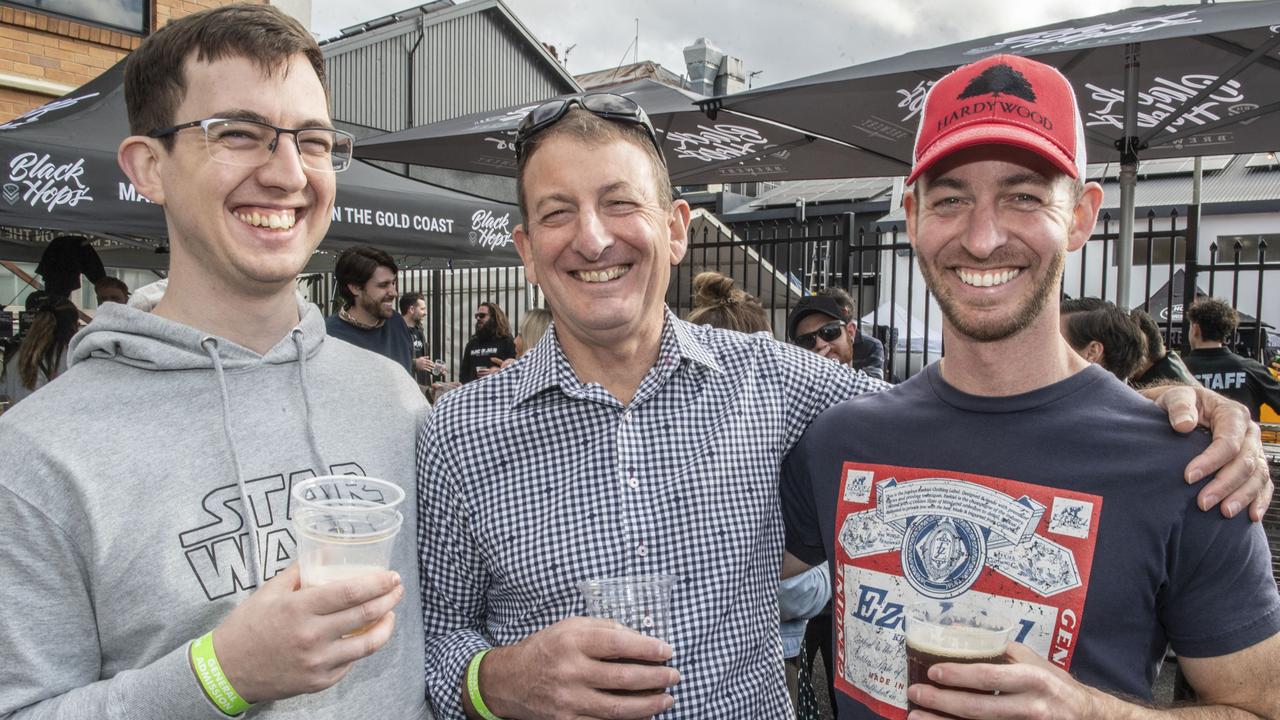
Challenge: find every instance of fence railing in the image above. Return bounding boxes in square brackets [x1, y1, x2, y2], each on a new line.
[297, 205, 1274, 385]
[677, 207, 1276, 382]
[302, 265, 542, 383]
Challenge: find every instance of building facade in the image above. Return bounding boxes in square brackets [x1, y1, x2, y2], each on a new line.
[0, 0, 265, 123]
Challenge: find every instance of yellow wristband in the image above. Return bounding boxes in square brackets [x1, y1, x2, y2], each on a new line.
[467, 648, 504, 720]
[189, 631, 252, 717]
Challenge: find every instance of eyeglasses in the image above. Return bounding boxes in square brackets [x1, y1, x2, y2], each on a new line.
[794, 320, 845, 350]
[147, 118, 356, 173]
[514, 93, 664, 164]
[475, 313, 490, 320]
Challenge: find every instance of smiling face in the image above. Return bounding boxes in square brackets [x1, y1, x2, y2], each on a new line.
[145, 53, 335, 298]
[513, 134, 688, 350]
[905, 146, 1100, 344]
[352, 265, 397, 320]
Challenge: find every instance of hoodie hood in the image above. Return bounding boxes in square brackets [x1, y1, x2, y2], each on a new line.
[69, 294, 325, 371]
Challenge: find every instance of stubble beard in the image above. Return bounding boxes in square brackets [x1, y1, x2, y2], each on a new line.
[918, 248, 1065, 343]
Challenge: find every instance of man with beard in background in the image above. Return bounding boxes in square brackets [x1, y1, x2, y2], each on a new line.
[327, 245, 414, 375]
[459, 301, 515, 383]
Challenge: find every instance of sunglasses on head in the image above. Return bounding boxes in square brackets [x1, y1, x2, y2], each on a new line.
[794, 320, 845, 350]
[514, 93, 664, 164]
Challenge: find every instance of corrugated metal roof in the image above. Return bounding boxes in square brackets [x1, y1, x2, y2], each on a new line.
[322, 0, 578, 134]
[576, 61, 688, 91]
[742, 177, 896, 208]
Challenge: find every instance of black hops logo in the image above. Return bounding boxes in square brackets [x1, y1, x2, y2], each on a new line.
[958, 64, 1037, 102]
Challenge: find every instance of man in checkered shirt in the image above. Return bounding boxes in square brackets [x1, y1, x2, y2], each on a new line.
[415, 94, 1271, 720]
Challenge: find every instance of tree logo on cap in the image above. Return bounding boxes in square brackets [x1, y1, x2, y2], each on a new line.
[959, 64, 1036, 103]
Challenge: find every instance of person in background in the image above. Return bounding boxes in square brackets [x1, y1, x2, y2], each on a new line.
[514, 307, 553, 358]
[787, 288, 886, 381]
[1060, 297, 1146, 382]
[459, 301, 515, 382]
[400, 291, 441, 388]
[326, 245, 415, 375]
[1130, 307, 1197, 387]
[35, 234, 117, 301]
[95, 276, 131, 306]
[1184, 296, 1280, 421]
[687, 270, 771, 334]
[0, 6, 427, 717]
[0, 291, 78, 405]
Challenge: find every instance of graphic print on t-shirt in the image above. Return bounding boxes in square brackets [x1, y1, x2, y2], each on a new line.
[833, 462, 1102, 718]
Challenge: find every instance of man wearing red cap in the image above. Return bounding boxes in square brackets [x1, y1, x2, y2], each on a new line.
[780, 54, 1279, 720]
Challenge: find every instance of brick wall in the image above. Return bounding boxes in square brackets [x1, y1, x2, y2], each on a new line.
[0, 0, 266, 122]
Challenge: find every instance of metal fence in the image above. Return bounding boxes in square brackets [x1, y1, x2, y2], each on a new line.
[676, 208, 1277, 382]
[297, 205, 1274, 385]
[302, 264, 542, 382]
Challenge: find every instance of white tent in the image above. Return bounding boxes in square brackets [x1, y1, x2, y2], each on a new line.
[860, 301, 943, 355]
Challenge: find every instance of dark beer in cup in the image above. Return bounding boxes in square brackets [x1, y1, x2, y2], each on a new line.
[904, 601, 1013, 718]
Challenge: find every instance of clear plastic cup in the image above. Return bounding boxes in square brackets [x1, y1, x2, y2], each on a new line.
[578, 575, 678, 641]
[905, 600, 1015, 715]
[291, 476, 406, 589]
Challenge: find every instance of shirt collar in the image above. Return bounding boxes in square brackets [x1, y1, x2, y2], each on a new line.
[511, 308, 721, 407]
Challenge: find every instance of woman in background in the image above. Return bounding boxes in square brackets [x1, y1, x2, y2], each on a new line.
[687, 271, 771, 333]
[515, 307, 553, 357]
[0, 292, 79, 406]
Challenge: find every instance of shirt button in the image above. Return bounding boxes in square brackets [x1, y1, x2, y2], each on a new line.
[628, 476, 639, 489]
[622, 409, 633, 422]
[636, 543, 648, 557]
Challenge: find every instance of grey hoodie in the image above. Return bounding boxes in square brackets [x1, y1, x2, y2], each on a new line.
[0, 299, 431, 719]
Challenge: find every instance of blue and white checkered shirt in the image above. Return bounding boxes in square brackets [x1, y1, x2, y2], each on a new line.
[416, 310, 888, 718]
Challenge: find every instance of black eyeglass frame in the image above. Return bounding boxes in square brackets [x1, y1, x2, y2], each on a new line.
[793, 320, 847, 350]
[513, 93, 665, 165]
[146, 117, 357, 173]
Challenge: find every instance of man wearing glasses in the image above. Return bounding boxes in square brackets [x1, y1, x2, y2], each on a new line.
[415, 92, 1269, 719]
[0, 5, 427, 719]
[789, 289, 887, 381]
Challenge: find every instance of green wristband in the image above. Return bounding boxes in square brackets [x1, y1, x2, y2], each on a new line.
[467, 648, 504, 720]
[190, 631, 252, 717]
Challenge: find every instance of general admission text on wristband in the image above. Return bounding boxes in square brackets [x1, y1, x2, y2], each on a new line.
[190, 631, 253, 717]
[467, 648, 505, 720]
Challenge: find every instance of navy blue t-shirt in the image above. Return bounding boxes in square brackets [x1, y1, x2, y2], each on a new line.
[781, 363, 1280, 720]
[325, 313, 414, 376]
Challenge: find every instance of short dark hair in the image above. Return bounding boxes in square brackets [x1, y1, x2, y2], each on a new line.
[1187, 297, 1238, 343]
[124, 3, 327, 141]
[334, 246, 397, 307]
[1060, 299, 1145, 381]
[399, 292, 424, 316]
[1129, 308, 1165, 358]
[516, 108, 672, 220]
[1060, 296, 1108, 314]
[96, 276, 130, 298]
[814, 287, 857, 321]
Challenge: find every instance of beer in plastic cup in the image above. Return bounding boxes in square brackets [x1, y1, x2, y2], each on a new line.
[905, 600, 1015, 718]
[291, 476, 405, 589]
[578, 574, 677, 696]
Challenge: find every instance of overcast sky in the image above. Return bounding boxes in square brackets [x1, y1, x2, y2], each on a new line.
[311, 0, 1179, 87]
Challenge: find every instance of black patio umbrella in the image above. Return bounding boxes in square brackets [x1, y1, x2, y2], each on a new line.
[0, 60, 521, 268]
[704, 0, 1280, 303]
[354, 78, 911, 184]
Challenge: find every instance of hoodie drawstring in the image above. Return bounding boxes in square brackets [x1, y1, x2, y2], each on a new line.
[202, 337, 263, 589]
[292, 329, 329, 475]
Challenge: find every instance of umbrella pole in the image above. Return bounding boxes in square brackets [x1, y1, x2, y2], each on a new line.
[1115, 43, 1141, 311]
